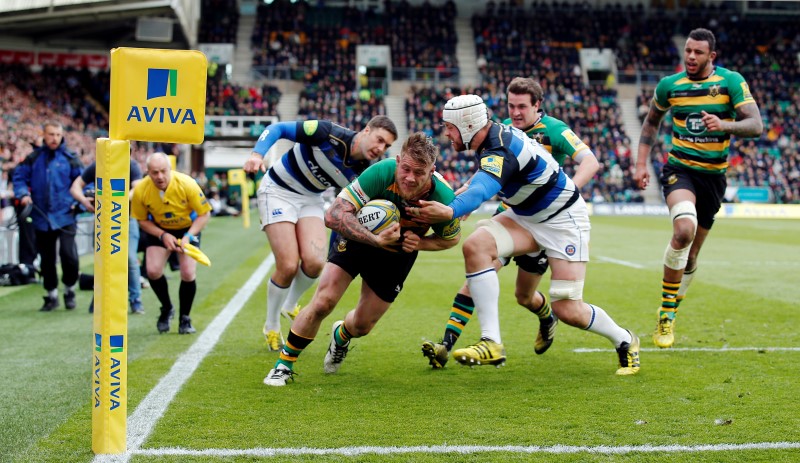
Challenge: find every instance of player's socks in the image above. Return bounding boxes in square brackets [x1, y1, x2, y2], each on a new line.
[583, 303, 631, 347]
[275, 329, 313, 370]
[466, 268, 502, 344]
[675, 267, 696, 309]
[442, 293, 474, 351]
[281, 268, 317, 314]
[266, 278, 290, 331]
[179, 280, 196, 317]
[333, 321, 354, 346]
[529, 290, 552, 319]
[148, 275, 172, 309]
[660, 279, 680, 318]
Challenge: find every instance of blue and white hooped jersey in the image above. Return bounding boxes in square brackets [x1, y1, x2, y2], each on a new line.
[476, 123, 580, 222]
[267, 120, 372, 196]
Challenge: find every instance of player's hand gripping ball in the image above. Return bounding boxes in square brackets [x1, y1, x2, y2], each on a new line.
[356, 199, 400, 234]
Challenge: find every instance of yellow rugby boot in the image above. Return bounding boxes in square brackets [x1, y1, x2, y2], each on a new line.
[263, 327, 285, 352]
[281, 304, 301, 321]
[616, 330, 641, 376]
[421, 341, 449, 369]
[653, 311, 676, 348]
[453, 338, 506, 367]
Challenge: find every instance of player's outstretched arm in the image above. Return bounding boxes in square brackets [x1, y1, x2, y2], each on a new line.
[244, 121, 299, 173]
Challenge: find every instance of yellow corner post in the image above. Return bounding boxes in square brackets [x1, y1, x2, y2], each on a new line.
[92, 138, 131, 454]
[227, 168, 250, 228]
[94, 47, 207, 455]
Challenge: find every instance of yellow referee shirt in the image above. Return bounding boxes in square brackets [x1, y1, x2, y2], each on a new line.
[132, 171, 212, 230]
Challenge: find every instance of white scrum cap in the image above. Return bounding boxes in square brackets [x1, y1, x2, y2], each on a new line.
[442, 94, 488, 146]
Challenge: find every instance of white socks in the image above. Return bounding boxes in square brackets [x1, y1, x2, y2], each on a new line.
[466, 268, 501, 344]
[584, 303, 630, 347]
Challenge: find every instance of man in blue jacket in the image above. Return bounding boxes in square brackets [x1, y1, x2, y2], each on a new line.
[12, 121, 83, 311]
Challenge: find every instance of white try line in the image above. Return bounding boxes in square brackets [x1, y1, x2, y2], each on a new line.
[594, 255, 645, 269]
[574, 346, 800, 353]
[93, 254, 274, 463]
[133, 441, 800, 457]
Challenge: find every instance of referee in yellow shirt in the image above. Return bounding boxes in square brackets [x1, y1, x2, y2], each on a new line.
[132, 152, 212, 334]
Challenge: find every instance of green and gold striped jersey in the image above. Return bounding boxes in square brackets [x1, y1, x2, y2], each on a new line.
[654, 66, 756, 174]
[502, 111, 589, 166]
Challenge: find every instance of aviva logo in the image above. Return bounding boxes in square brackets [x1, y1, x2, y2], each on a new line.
[147, 68, 178, 100]
[126, 67, 197, 125]
[96, 177, 127, 197]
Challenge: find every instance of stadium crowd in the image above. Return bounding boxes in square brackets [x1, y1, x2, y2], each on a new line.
[2, 0, 799, 207]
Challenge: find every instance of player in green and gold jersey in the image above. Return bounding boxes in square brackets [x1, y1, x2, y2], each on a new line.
[634, 28, 763, 348]
[422, 77, 600, 369]
[264, 133, 461, 386]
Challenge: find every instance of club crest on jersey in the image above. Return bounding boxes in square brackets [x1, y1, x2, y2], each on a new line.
[532, 132, 544, 143]
[481, 156, 503, 177]
[708, 84, 721, 98]
[565, 244, 576, 256]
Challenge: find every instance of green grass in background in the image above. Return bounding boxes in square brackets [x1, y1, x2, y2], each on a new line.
[2, 215, 798, 462]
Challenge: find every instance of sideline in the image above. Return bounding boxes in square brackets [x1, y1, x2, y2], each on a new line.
[133, 441, 800, 457]
[93, 254, 274, 463]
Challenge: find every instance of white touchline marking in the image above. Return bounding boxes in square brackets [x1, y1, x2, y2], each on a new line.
[574, 346, 800, 353]
[595, 255, 645, 269]
[132, 441, 800, 457]
[93, 255, 274, 463]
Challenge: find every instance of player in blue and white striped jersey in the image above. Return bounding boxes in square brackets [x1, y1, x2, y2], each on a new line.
[414, 95, 639, 375]
[244, 117, 397, 351]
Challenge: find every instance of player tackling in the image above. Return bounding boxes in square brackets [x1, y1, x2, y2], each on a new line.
[264, 133, 461, 386]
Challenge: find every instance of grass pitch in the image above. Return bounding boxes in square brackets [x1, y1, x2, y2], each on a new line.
[1, 214, 799, 462]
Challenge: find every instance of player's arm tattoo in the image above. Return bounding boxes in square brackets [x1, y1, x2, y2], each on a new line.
[639, 102, 666, 147]
[325, 198, 377, 246]
[728, 102, 764, 138]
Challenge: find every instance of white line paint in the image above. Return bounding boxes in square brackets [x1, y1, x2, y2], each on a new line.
[133, 441, 800, 457]
[595, 255, 645, 269]
[93, 255, 274, 463]
[574, 346, 800, 353]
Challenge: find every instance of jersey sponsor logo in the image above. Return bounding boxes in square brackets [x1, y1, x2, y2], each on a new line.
[562, 129, 583, 149]
[741, 82, 753, 100]
[565, 244, 576, 256]
[258, 129, 270, 142]
[303, 120, 319, 136]
[307, 159, 334, 188]
[481, 156, 503, 177]
[349, 183, 369, 205]
[708, 84, 721, 98]
[684, 113, 707, 135]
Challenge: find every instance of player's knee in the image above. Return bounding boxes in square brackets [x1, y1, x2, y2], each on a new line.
[179, 268, 195, 281]
[549, 279, 584, 303]
[461, 232, 490, 259]
[274, 260, 300, 281]
[670, 201, 697, 246]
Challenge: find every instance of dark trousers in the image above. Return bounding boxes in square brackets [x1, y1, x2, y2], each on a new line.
[35, 225, 79, 291]
[15, 204, 38, 265]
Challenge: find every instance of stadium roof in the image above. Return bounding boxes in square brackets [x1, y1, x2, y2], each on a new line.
[0, 0, 197, 51]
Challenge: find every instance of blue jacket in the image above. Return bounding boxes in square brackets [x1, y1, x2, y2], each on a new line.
[12, 140, 83, 231]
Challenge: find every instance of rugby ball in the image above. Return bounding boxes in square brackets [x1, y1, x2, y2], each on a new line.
[356, 199, 400, 234]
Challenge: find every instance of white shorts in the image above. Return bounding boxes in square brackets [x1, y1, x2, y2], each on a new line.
[502, 198, 591, 262]
[257, 176, 324, 230]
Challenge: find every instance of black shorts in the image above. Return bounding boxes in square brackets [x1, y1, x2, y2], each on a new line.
[328, 236, 418, 303]
[143, 227, 202, 249]
[660, 163, 726, 230]
[513, 250, 549, 274]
